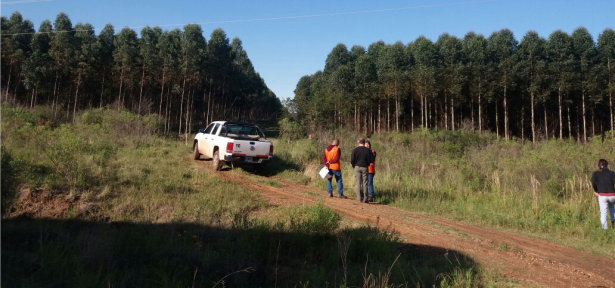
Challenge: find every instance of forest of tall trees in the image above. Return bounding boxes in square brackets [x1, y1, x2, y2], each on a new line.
[292, 28, 615, 142]
[1, 12, 282, 137]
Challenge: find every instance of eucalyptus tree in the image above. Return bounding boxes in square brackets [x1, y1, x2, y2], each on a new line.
[97, 24, 114, 108]
[207, 28, 232, 123]
[571, 27, 598, 141]
[463, 32, 489, 131]
[293, 75, 314, 128]
[72, 23, 98, 121]
[49, 13, 75, 113]
[437, 34, 464, 131]
[488, 29, 517, 139]
[324, 43, 352, 128]
[157, 29, 181, 129]
[22, 20, 52, 107]
[113, 27, 139, 110]
[3, 12, 34, 102]
[353, 53, 377, 133]
[516, 31, 549, 142]
[411, 36, 438, 129]
[179, 24, 206, 139]
[377, 42, 408, 131]
[546, 30, 575, 139]
[367, 41, 386, 131]
[138, 26, 162, 114]
[598, 28, 615, 134]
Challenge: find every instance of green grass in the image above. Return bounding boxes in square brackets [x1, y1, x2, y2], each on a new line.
[2, 106, 491, 287]
[272, 129, 615, 257]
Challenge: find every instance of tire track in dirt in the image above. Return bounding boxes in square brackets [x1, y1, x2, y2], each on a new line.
[195, 160, 614, 287]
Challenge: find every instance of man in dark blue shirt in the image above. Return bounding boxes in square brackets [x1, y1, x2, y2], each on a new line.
[591, 159, 615, 229]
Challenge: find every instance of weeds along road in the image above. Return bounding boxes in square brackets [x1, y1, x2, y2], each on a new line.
[193, 159, 615, 288]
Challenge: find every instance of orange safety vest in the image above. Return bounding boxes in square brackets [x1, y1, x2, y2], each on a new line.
[368, 149, 376, 174]
[325, 146, 341, 171]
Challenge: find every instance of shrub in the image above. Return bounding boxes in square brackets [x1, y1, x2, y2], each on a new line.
[278, 118, 306, 140]
[289, 202, 341, 235]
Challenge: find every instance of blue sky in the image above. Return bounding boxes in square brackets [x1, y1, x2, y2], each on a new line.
[2, 0, 613, 100]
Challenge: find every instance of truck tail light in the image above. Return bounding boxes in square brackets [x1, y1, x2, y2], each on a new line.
[226, 142, 234, 153]
[269, 144, 274, 156]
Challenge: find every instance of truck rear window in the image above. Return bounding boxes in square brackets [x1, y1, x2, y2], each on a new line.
[224, 124, 266, 140]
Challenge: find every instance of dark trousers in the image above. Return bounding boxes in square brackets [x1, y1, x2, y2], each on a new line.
[354, 166, 368, 202]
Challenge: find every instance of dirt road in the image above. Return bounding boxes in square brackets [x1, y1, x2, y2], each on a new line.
[200, 162, 615, 288]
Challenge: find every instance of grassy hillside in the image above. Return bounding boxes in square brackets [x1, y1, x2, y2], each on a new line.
[272, 128, 615, 257]
[2, 106, 488, 287]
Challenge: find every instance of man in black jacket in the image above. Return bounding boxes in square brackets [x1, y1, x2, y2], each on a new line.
[591, 159, 615, 229]
[351, 138, 373, 203]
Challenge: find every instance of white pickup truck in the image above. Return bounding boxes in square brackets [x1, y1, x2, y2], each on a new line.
[193, 121, 274, 171]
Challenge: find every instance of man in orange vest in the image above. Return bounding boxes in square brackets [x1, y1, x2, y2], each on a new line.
[365, 140, 376, 203]
[323, 139, 347, 198]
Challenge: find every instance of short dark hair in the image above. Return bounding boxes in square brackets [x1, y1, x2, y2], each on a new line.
[357, 138, 365, 145]
[599, 159, 609, 168]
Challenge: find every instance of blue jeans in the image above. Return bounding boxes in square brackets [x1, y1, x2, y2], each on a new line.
[327, 170, 344, 196]
[367, 173, 375, 198]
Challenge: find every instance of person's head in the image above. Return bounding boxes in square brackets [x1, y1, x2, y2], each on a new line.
[332, 139, 339, 146]
[599, 159, 609, 170]
[357, 138, 365, 146]
[365, 140, 371, 149]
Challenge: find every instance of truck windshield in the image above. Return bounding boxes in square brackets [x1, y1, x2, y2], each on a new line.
[224, 124, 266, 140]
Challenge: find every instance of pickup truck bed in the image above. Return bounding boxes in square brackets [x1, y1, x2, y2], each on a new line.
[193, 121, 273, 171]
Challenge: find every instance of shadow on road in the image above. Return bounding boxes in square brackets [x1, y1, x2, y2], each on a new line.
[3, 217, 480, 287]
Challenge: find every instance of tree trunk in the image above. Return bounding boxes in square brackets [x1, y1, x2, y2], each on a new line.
[178, 76, 186, 135]
[378, 101, 381, 133]
[495, 102, 499, 137]
[30, 87, 36, 108]
[478, 90, 482, 132]
[444, 95, 448, 130]
[521, 94, 525, 143]
[592, 107, 596, 137]
[138, 64, 145, 114]
[73, 73, 81, 123]
[159, 71, 165, 116]
[567, 104, 572, 140]
[544, 103, 549, 140]
[411, 96, 414, 132]
[471, 95, 475, 130]
[531, 92, 536, 143]
[100, 74, 106, 108]
[451, 97, 455, 131]
[118, 67, 124, 111]
[558, 86, 563, 139]
[582, 92, 587, 141]
[387, 98, 390, 132]
[184, 88, 192, 144]
[504, 84, 508, 140]
[609, 57, 613, 135]
[52, 71, 59, 114]
[420, 94, 424, 128]
[165, 84, 171, 135]
[4, 65, 12, 101]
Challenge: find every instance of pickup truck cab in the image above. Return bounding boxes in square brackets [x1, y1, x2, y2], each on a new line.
[193, 121, 273, 171]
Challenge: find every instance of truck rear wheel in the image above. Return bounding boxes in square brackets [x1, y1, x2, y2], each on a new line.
[212, 150, 222, 171]
[193, 142, 200, 160]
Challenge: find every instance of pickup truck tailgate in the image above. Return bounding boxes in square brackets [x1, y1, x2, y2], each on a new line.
[231, 140, 271, 157]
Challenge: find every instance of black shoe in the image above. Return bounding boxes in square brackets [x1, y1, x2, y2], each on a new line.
[366, 197, 373, 203]
[328, 194, 333, 198]
[338, 195, 348, 199]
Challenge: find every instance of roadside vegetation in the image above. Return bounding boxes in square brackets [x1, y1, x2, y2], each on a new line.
[272, 127, 615, 257]
[2, 106, 487, 287]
